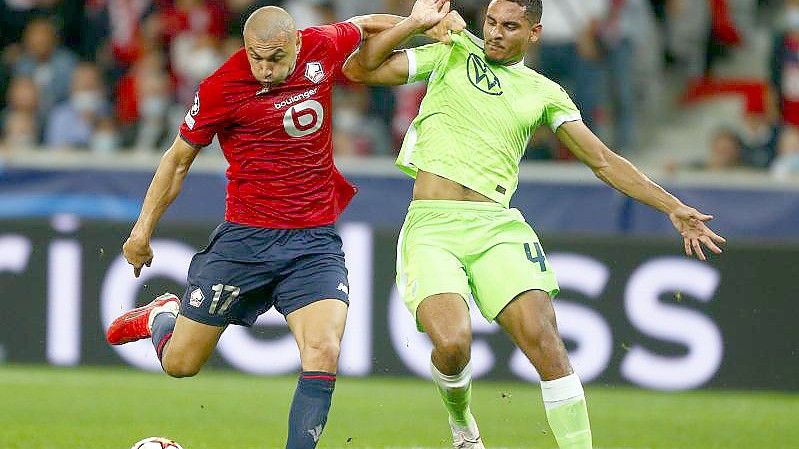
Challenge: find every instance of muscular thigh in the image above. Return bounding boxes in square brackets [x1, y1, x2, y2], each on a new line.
[286, 299, 348, 349]
[286, 299, 348, 372]
[468, 232, 559, 324]
[417, 293, 472, 347]
[164, 314, 225, 364]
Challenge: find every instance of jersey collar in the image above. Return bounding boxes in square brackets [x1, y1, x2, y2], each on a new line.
[508, 59, 526, 69]
[464, 30, 527, 70]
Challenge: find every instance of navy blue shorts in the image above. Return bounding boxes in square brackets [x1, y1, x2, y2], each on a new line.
[180, 221, 349, 327]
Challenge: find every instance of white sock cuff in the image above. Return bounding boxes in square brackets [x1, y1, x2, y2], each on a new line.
[431, 361, 472, 389]
[540, 373, 584, 403]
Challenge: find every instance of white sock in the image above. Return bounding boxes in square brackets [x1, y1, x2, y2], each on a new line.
[431, 360, 472, 389]
[431, 361, 478, 436]
[540, 372, 585, 411]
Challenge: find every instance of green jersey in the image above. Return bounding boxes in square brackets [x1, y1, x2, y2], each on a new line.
[396, 32, 582, 207]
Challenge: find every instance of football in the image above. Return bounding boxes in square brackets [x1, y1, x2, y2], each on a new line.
[130, 437, 184, 449]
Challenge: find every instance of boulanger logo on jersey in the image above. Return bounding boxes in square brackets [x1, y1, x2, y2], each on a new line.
[467, 53, 503, 96]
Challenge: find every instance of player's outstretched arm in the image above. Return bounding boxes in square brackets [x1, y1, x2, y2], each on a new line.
[347, 9, 465, 46]
[556, 121, 727, 261]
[358, 0, 450, 71]
[123, 136, 200, 277]
[343, 3, 465, 85]
[347, 14, 406, 40]
[342, 49, 411, 86]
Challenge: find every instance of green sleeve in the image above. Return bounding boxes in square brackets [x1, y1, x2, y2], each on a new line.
[544, 84, 582, 132]
[404, 42, 451, 83]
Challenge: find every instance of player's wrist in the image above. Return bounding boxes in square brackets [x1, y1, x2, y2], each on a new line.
[403, 16, 430, 34]
[128, 227, 152, 245]
[664, 200, 687, 216]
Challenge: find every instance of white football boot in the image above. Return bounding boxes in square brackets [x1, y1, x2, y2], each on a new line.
[450, 416, 485, 449]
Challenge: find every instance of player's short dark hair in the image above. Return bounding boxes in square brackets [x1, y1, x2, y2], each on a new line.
[504, 0, 543, 24]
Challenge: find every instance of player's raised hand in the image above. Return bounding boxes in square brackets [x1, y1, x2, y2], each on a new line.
[425, 10, 467, 43]
[668, 205, 726, 261]
[410, 0, 451, 31]
[123, 236, 154, 278]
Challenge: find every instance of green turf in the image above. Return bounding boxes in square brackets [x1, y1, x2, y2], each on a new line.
[0, 365, 796, 449]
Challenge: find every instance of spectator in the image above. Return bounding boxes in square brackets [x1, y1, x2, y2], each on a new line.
[2, 110, 38, 152]
[45, 62, 111, 150]
[1, 77, 40, 141]
[771, 125, 799, 180]
[115, 51, 169, 128]
[130, 69, 175, 150]
[163, 0, 227, 104]
[159, 0, 226, 44]
[333, 86, 391, 157]
[705, 0, 744, 76]
[771, 0, 799, 128]
[664, 0, 709, 77]
[13, 17, 77, 117]
[0, 0, 83, 52]
[707, 127, 743, 170]
[600, 0, 656, 153]
[170, 33, 224, 104]
[739, 110, 779, 168]
[667, 127, 744, 173]
[76, 0, 111, 61]
[79, 0, 160, 85]
[537, 0, 608, 132]
[90, 117, 121, 154]
[106, 0, 157, 67]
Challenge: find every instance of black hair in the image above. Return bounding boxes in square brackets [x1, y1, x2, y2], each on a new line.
[504, 0, 543, 24]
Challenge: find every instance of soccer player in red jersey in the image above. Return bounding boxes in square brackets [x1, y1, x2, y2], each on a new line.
[105, 3, 462, 448]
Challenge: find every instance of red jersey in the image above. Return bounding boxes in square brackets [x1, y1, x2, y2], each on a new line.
[179, 22, 362, 228]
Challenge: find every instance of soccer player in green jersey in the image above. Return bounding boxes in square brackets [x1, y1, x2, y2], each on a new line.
[344, 1, 727, 448]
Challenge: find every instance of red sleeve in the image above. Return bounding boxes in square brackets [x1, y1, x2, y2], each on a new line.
[179, 79, 229, 148]
[313, 22, 362, 66]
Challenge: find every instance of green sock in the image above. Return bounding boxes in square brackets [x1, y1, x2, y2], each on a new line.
[541, 373, 592, 449]
[431, 361, 473, 427]
[545, 398, 592, 449]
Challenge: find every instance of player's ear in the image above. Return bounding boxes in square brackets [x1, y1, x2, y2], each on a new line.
[529, 22, 542, 44]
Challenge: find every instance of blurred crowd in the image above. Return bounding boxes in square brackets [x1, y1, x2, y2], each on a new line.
[0, 0, 797, 179]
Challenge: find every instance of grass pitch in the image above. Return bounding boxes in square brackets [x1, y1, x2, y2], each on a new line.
[0, 365, 796, 449]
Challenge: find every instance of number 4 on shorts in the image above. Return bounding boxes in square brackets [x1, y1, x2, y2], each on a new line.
[524, 242, 547, 272]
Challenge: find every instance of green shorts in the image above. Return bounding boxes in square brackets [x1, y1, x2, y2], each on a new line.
[396, 200, 559, 331]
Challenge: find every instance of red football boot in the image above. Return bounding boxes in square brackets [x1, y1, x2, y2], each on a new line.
[106, 293, 180, 345]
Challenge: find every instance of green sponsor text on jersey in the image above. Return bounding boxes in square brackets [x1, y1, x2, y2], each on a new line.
[397, 32, 581, 206]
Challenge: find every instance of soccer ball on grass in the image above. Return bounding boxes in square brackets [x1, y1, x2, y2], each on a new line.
[130, 436, 184, 449]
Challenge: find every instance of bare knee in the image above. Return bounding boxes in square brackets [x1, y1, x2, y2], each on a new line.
[162, 353, 202, 378]
[301, 337, 341, 372]
[432, 330, 471, 374]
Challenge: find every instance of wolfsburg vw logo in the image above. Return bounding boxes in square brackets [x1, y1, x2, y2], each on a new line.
[467, 53, 503, 96]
